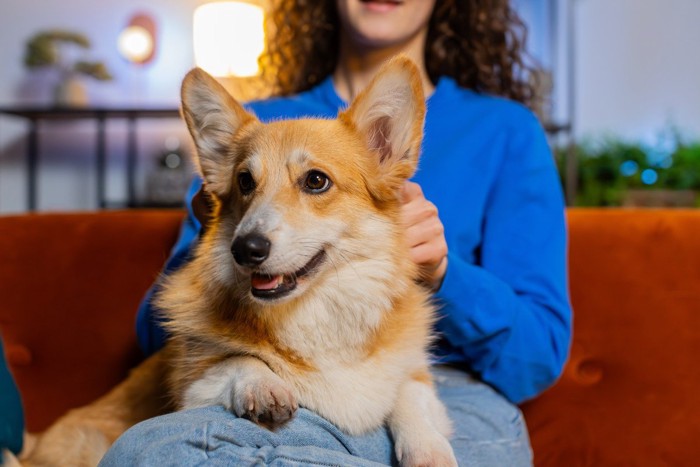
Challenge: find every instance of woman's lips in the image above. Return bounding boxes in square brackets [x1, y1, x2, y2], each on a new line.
[360, 0, 404, 13]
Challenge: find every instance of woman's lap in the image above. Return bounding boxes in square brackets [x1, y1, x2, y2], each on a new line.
[433, 365, 532, 466]
[99, 365, 532, 466]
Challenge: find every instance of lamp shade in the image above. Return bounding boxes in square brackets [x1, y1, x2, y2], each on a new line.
[193, 1, 265, 78]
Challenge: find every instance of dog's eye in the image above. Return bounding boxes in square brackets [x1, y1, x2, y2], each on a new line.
[303, 171, 331, 193]
[238, 171, 255, 194]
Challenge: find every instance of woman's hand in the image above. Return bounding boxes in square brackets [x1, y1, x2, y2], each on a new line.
[400, 181, 448, 291]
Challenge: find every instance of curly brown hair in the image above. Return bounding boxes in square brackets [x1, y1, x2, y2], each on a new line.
[260, 0, 538, 106]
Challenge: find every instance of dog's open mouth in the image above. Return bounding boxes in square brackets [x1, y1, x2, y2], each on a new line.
[250, 250, 326, 300]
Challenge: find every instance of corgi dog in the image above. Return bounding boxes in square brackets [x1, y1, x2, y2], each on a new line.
[14, 57, 457, 467]
[161, 57, 456, 465]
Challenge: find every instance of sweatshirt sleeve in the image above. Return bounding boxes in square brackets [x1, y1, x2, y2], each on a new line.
[433, 112, 572, 404]
[135, 177, 204, 356]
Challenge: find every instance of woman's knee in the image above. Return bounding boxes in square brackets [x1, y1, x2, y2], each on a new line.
[100, 406, 393, 466]
[99, 408, 214, 466]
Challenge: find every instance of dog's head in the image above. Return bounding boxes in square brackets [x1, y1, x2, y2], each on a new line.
[181, 57, 425, 305]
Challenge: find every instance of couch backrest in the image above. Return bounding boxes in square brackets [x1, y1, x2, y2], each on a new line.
[0, 211, 183, 431]
[522, 208, 700, 465]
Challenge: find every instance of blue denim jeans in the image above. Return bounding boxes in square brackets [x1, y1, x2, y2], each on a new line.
[99, 365, 532, 466]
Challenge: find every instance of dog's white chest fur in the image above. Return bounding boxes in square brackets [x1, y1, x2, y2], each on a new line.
[274, 292, 424, 434]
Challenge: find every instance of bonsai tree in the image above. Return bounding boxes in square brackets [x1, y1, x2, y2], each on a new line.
[24, 30, 112, 81]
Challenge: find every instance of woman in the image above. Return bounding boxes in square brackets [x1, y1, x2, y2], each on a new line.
[108, 0, 572, 465]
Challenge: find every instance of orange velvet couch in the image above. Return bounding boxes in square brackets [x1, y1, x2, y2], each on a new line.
[1, 209, 699, 465]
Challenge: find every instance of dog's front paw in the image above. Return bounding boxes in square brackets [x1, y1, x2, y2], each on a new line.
[231, 373, 298, 429]
[395, 432, 457, 467]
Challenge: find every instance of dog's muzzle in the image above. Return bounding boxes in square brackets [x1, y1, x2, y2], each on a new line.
[231, 232, 327, 300]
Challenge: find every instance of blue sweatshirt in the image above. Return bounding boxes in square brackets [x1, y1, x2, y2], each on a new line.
[136, 76, 572, 404]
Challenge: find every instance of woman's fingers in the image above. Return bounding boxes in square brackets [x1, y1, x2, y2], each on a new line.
[400, 181, 448, 290]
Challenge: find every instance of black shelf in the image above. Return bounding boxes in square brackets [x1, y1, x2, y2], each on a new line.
[0, 106, 182, 211]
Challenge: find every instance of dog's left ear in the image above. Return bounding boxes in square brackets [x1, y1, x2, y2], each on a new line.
[339, 56, 426, 196]
[181, 67, 258, 197]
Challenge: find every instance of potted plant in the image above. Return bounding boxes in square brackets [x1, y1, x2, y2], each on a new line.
[24, 30, 113, 107]
[557, 129, 700, 207]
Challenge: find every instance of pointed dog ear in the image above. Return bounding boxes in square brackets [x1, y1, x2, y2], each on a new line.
[181, 68, 257, 197]
[339, 56, 426, 196]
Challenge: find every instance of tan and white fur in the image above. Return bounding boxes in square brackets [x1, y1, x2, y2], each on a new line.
[161, 56, 456, 465]
[10, 57, 457, 467]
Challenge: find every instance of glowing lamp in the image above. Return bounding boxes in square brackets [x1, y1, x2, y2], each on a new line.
[118, 26, 153, 63]
[118, 13, 157, 65]
[193, 1, 265, 77]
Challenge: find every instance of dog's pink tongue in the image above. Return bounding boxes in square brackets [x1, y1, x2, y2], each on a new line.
[251, 274, 283, 290]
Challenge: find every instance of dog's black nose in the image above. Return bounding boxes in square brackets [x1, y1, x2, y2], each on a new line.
[231, 234, 271, 266]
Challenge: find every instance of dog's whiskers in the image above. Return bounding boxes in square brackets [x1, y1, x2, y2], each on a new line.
[326, 245, 363, 281]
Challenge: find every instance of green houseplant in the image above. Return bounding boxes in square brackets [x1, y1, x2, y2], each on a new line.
[558, 130, 700, 207]
[24, 30, 112, 106]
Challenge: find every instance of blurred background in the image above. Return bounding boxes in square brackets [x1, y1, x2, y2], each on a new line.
[0, 0, 698, 213]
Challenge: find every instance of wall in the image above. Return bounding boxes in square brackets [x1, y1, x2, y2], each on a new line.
[1, 0, 699, 212]
[574, 0, 700, 142]
[0, 0, 202, 212]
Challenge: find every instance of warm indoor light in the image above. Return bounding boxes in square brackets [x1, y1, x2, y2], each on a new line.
[118, 26, 153, 63]
[118, 13, 157, 65]
[193, 1, 265, 77]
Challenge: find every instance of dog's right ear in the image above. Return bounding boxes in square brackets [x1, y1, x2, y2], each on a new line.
[181, 68, 257, 197]
[339, 56, 425, 200]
